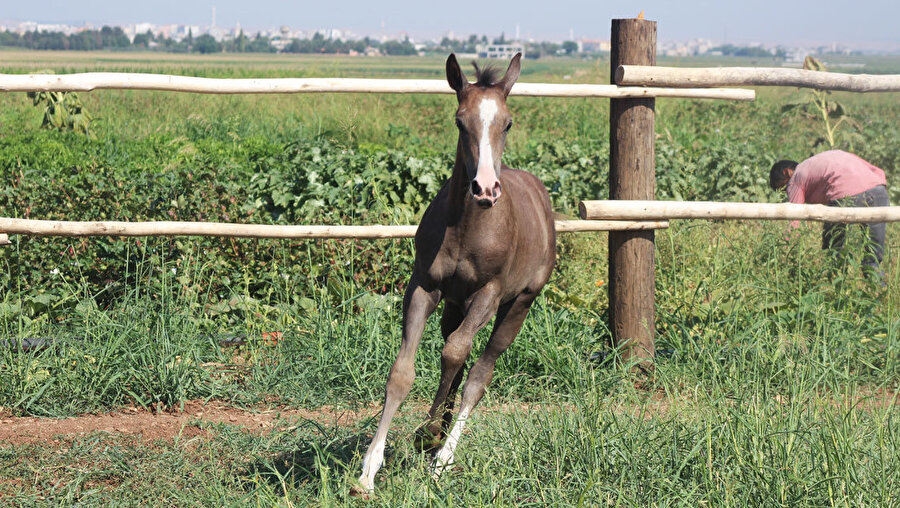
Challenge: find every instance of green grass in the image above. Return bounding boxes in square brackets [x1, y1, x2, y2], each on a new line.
[2, 391, 897, 505]
[0, 51, 898, 505]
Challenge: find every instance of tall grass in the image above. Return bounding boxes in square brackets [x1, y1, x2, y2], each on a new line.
[0, 52, 897, 505]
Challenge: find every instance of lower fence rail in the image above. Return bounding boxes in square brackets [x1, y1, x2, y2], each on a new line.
[0, 217, 668, 241]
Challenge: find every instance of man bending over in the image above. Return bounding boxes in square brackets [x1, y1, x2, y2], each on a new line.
[769, 150, 890, 282]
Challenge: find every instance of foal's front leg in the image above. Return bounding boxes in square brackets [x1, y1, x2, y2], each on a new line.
[354, 272, 441, 495]
[417, 287, 501, 452]
[414, 302, 464, 452]
[431, 292, 537, 478]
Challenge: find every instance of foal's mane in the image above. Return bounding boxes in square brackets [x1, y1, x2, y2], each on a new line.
[471, 62, 501, 87]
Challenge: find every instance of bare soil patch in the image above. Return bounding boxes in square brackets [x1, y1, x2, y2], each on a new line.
[1, 388, 894, 446]
[0, 400, 377, 446]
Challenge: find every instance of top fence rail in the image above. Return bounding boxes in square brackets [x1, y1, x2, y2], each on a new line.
[0, 73, 755, 101]
[616, 65, 900, 93]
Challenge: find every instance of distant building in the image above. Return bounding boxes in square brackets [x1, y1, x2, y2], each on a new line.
[477, 43, 525, 59]
[578, 39, 610, 53]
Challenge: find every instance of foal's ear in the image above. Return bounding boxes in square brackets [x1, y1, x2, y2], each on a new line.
[498, 53, 522, 97]
[446, 54, 468, 94]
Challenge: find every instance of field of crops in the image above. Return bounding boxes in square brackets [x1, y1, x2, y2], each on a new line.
[1, 50, 899, 505]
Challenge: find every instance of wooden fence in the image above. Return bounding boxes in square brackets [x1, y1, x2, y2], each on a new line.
[2, 17, 899, 369]
[0, 218, 668, 239]
[605, 18, 900, 368]
[0, 73, 754, 100]
[616, 65, 900, 92]
[580, 200, 900, 223]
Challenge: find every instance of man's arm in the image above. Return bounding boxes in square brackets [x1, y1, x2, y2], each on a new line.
[785, 179, 805, 234]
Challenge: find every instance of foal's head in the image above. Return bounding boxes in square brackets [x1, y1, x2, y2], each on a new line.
[446, 53, 521, 208]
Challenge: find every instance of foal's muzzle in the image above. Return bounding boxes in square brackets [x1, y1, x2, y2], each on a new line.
[470, 179, 502, 208]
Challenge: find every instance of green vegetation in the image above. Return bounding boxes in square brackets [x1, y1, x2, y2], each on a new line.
[0, 52, 898, 505]
[709, 43, 786, 58]
[25, 90, 93, 135]
[782, 56, 863, 150]
[0, 26, 130, 51]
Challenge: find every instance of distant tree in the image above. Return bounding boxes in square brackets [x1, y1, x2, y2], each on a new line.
[383, 37, 416, 55]
[0, 31, 23, 47]
[194, 34, 221, 54]
[100, 26, 129, 48]
[493, 32, 507, 45]
[711, 44, 773, 58]
[526, 41, 561, 58]
[562, 40, 578, 54]
[247, 33, 275, 52]
[132, 32, 150, 48]
[234, 29, 248, 52]
[69, 31, 96, 50]
[163, 36, 190, 53]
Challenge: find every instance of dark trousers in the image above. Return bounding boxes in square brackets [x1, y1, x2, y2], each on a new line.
[823, 184, 890, 280]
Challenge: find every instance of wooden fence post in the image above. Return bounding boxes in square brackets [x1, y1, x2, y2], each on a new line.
[609, 18, 656, 370]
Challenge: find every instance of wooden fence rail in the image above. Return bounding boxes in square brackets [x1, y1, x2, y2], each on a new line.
[580, 200, 900, 223]
[616, 65, 900, 93]
[0, 72, 755, 101]
[0, 218, 668, 240]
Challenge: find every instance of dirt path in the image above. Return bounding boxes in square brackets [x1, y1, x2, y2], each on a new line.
[0, 399, 574, 446]
[0, 400, 378, 445]
[1, 389, 895, 446]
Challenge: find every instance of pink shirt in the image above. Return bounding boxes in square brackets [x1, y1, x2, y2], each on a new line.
[787, 150, 887, 205]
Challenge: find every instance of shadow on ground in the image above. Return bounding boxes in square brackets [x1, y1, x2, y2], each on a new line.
[242, 421, 372, 490]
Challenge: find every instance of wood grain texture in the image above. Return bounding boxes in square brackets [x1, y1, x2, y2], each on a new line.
[617, 65, 900, 92]
[579, 200, 900, 223]
[0, 218, 668, 239]
[0, 73, 754, 100]
[609, 18, 657, 367]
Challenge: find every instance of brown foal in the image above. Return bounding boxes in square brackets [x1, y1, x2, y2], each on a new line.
[355, 53, 556, 494]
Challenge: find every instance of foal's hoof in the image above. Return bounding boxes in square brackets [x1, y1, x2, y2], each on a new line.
[413, 422, 445, 453]
[349, 484, 373, 500]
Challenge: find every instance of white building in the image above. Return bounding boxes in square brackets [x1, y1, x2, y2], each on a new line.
[578, 39, 611, 53]
[476, 43, 525, 59]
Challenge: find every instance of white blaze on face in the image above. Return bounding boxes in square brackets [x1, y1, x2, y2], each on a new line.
[473, 98, 500, 194]
[478, 98, 498, 166]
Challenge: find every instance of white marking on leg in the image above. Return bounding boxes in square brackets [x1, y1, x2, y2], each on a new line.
[358, 433, 386, 492]
[431, 406, 471, 479]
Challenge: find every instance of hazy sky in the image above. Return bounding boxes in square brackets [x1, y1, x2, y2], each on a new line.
[4, 0, 900, 49]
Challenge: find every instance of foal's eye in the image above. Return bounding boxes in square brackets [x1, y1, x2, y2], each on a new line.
[504, 121, 513, 132]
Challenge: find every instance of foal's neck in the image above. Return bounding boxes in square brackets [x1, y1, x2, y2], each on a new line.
[447, 138, 472, 212]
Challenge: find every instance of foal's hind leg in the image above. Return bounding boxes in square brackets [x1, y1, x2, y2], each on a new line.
[355, 272, 441, 494]
[431, 292, 537, 477]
